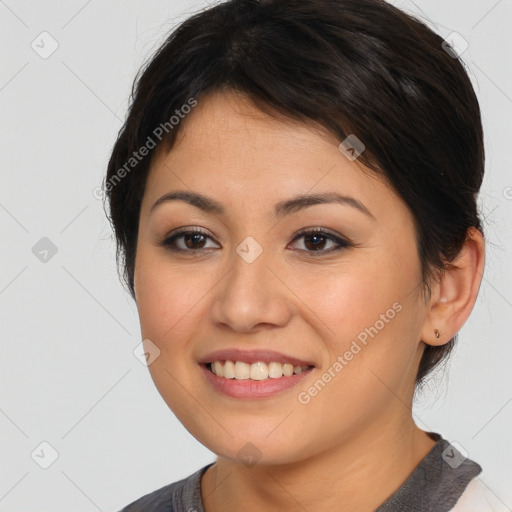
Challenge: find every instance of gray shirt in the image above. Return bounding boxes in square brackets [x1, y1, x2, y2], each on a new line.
[120, 434, 481, 512]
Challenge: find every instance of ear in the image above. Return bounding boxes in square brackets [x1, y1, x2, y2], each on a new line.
[420, 227, 485, 347]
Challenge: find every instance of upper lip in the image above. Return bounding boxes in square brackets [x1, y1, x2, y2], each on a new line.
[198, 349, 316, 367]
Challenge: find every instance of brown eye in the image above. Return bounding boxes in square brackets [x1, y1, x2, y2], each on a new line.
[160, 229, 219, 252]
[303, 233, 329, 251]
[159, 227, 351, 256]
[182, 232, 207, 249]
[290, 229, 351, 256]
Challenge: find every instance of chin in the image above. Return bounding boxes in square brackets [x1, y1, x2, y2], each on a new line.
[192, 422, 314, 467]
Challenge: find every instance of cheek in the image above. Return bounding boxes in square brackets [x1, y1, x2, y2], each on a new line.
[134, 247, 206, 339]
[290, 258, 418, 341]
[288, 270, 424, 438]
[134, 260, 199, 390]
[133, 249, 209, 418]
[292, 247, 425, 384]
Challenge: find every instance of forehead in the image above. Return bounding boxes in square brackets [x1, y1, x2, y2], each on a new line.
[141, 90, 402, 220]
[155, 91, 341, 172]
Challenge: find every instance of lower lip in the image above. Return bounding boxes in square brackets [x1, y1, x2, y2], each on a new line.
[200, 364, 314, 399]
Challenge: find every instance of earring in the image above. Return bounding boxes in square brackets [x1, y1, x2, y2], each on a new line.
[434, 328, 440, 339]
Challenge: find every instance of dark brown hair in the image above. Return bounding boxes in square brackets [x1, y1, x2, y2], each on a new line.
[104, 0, 485, 385]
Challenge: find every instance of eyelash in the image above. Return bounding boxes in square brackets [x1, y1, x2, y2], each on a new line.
[159, 227, 352, 256]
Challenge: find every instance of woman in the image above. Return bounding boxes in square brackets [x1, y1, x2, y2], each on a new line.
[104, 0, 503, 510]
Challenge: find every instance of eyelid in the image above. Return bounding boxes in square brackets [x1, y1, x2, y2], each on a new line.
[159, 226, 352, 254]
[289, 227, 352, 253]
[291, 226, 349, 241]
[160, 226, 219, 251]
[165, 225, 213, 239]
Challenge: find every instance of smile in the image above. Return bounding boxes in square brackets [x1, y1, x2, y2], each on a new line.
[200, 361, 315, 399]
[208, 360, 313, 380]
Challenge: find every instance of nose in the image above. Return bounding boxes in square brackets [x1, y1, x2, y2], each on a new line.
[209, 244, 293, 333]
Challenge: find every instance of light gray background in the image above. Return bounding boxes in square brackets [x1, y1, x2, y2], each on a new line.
[1, 1, 511, 511]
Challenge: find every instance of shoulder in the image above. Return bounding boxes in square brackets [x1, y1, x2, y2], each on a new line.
[449, 475, 511, 512]
[118, 463, 213, 512]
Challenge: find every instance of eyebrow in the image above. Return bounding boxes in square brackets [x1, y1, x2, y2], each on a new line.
[149, 190, 375, 220]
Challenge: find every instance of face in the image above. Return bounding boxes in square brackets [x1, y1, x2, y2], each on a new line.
[134, 90, 428, 465]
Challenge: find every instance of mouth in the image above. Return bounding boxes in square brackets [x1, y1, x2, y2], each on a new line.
[197, 349, 316, 398]
[204, 360, 314, 381]
[199, 357, 315, 399]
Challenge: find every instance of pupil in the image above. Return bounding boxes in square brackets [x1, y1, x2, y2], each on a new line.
[306, 234, 325, 251]
[186, 233, 205, 248]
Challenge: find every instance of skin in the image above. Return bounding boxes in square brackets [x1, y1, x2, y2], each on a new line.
[133, 90, 485, 511]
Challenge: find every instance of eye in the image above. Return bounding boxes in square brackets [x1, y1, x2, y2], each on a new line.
[159, 228, 219, 252]
[289, 228, 352, 255]
[158, 227, 352, 255]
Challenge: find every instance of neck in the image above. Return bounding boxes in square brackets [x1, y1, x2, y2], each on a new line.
[201, 416, 436, 512]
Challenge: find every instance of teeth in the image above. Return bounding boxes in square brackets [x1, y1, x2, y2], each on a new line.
[283, 363, 294, 376]
[209, 360, 311, 380]
[212, 361, 224, 377]
[268, 362, 283, 378]
[249, 361, 268, 381]
[223, 360, 235, 379]
[234, 361, 250, 379]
